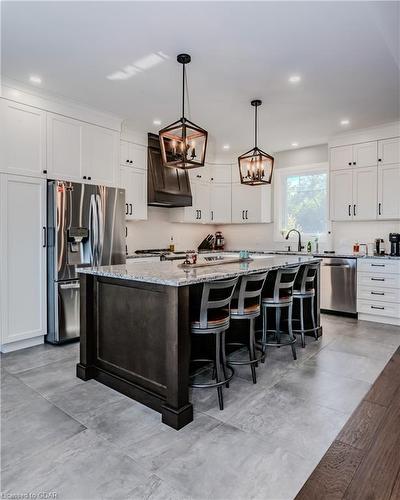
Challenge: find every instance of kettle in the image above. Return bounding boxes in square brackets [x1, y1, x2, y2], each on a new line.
[214, 231, 225, 250]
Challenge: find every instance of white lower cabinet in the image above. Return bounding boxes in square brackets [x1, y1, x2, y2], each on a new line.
[119, 165, 147, 220]
[231, 183, 272, 223]
[357, 258, 400, 326]
[0, 174, 47, 351]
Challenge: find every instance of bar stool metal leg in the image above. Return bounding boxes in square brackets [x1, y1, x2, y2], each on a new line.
[311, 296, 318, 340]
[276, 307, 281, 346]
[221, 331, 230, 388]
[299, 298, 305, 348]
[248, 318, 257, 384]
[261, 305, 267, 363]
[215, 331, 224, 410]
[288, 303, 297, 360]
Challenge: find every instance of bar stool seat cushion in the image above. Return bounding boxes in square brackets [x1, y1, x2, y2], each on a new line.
[191, 310, 230, 330]
[293, 288, 315, 297]
[229, 302, 260, 317]
[262, 295, 292, 305]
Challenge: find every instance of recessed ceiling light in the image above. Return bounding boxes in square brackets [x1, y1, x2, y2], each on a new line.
[291, 142, 299, 147]
[340, 119, 350, 126]
[288, 75, 301, 83]
[222, 144, 230, 150]
[153, 119, 162, 126]
[29, 75, 42, 84]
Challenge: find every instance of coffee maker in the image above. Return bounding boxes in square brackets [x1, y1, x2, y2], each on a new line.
[389, 233, 400, 256]
[214, 231, 225, 251]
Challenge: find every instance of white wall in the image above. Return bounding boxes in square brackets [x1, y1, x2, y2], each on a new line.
[126, 207, 215, 254]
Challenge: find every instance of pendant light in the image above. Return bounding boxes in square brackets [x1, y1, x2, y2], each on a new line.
[238, 100, 274, 185]
[159, 54, 208, 169]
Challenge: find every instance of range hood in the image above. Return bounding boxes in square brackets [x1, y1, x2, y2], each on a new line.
[147, 133, 192, 207]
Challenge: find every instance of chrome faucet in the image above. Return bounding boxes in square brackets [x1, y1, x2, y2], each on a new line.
[285, 229, 304, 252]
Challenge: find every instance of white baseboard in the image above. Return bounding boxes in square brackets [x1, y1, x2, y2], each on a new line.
[358, 313, 400, 327]
[0, 335, 45, 353]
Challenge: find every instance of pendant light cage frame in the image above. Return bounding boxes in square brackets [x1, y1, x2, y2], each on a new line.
[159, 54, 208, 169]
[238, 99, 274, 185]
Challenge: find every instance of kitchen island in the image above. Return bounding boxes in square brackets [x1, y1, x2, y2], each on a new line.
[77, 255, 321, 429]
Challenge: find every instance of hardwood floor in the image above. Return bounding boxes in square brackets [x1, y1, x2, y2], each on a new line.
[296, 347, 400, 500]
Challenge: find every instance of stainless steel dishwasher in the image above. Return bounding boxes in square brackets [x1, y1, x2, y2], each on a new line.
[320, 256, 357, 314]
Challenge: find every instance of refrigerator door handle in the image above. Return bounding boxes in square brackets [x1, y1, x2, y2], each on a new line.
[59, 282, 80, 290]
[89, 195, 98, 266]
[96, 194, 104, 264]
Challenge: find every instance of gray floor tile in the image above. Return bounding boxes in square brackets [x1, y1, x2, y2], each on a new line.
[1, 342, 79, 374]
[47, 379, 127, 423]
[1, 376, 85, 469]
[156, 421, 316, 500]
[326, 333, 399, 360]
[1, 429, 162, 500]
[304, 348, 389, 383]
[225, 385, 349, 461]
[15, 357, 85, 398]
[273, 363, 371, 414]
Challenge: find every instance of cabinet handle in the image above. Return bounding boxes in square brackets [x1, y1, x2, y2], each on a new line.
[378, 158, 382, 162]
[195, 210, 198, 220]
[130, 160, 133, 164]
[43, 169, 47, 174]
[125, 203, 128, 215]
[125, 226, 128, 238]
[211, 210, 214, 221]
[348, 205, 351, 217]
[126, 159, 129, 163]
[371, 291, 385, 296]
[353, 204, 356, 216]
[88, 176, 92, 180]
[242, 210, 244, 220]
[371, 277, 385, 281]
[199, 210, 202, 220]
[371, 264, 385, 267]
[378, 203, 382, 216]
[371, 305, 385, 310]
[42, 227, 47, 248]
[245, 210, 248, 219]
[129, 203, 133, 215]
[348, 162, 352, 166]
[83, 176, 87, 180]
[353, 162, 356, 165]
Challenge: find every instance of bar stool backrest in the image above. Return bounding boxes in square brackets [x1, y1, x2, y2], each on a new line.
[198, 277, 239, 328]
[294, 263, 319, 294]
[234, 272, 269, 314]
[266, 266, 300, 302]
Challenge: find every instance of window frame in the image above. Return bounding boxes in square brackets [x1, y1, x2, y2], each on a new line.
[273, 162, 329, 243]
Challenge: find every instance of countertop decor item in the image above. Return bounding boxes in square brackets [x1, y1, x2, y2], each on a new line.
[158, 53, 208, 169]
[238, 99, 274, 185]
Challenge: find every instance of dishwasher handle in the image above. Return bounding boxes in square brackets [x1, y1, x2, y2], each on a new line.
[322, 263, 351, 268]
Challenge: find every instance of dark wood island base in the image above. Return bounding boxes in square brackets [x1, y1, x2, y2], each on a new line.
[77, 274, 194, 430]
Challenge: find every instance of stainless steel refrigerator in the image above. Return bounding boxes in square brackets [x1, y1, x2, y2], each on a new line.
[47, 180, 126, 344]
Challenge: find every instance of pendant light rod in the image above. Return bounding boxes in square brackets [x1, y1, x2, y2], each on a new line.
[177, 53, 191, 121]
[251, 99, 262, 149]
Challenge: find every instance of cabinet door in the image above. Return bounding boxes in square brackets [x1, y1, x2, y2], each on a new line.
[120, 166, 148, 220]
[378, 138, 400, 165]
[378, 164, 400, 219]
[0, 175, 46, 346]
[120, 140, 130, 166]
[330, 170, 353, 221]
[330, 145, 353, 171]
[194, 181, 210, 223]
[210, 183, 231, 223]
[231, 183, 247, 223]
[353, 141, 377, 168]
[0, 100, 46, 177]
[353, 167, 378, 220]
[47, 112, 83, 181]
[209, 164, 231, 183]
[129, 143, 147, 170]
[83, 124, 118, 185]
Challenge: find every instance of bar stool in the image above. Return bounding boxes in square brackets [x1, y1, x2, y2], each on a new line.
[225, 272, 268, 384]
[260, 266, 300, 361]
[292, 262, 319, 347]
[190, 277, 238, 410]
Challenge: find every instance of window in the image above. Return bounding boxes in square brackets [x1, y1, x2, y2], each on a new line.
[274, 163, 329, 241]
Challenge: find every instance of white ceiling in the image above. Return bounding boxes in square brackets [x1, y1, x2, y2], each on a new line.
[2, 1, 399, 159]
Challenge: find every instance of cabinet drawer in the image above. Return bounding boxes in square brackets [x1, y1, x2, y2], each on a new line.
[357, 299, 400, 318]
[357, 285, 400, 303]
[357, 259, 400, 274]
[357, 272, 400, 288]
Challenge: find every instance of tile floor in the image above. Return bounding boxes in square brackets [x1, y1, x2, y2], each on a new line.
[1, 315, 399, 500]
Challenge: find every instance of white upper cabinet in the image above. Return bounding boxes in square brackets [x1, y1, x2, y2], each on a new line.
[120, 140, 147, 170]
[352, 141, 377, 168]
[330, 142, 377, 170]
[352, 167, 378, 220]
[0, 100, 46, 177]
[378, 164, 400, 219]
[82, 124, 118, 185]
[208, 164, 231, 184]
[210, 183, 231, 223]
[47, 113, 83, 181]
[47, 112, 118, 185]
[329, 145, 353, 171]
[120, 165, 147, 220]
[231, 183, 272, 224]
[378, 138, 400, 165]
[0, 174, 46, 348]
[330, 170, 353, 221]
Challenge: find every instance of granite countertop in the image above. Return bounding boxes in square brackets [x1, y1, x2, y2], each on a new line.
[78, 254, 320, 287]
